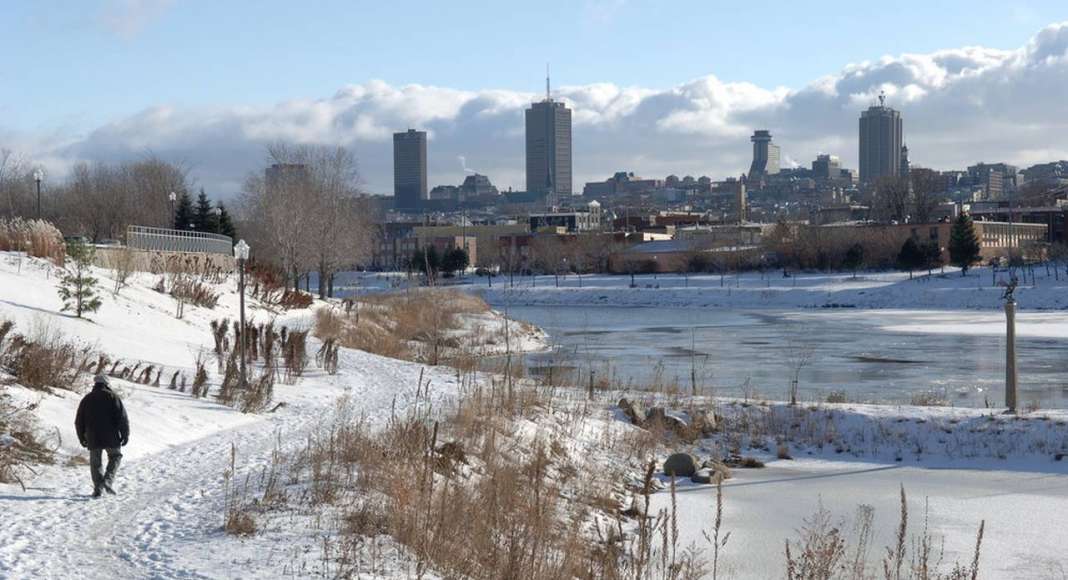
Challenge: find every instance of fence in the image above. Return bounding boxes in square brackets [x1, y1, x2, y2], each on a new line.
[126, 225, 233, 255]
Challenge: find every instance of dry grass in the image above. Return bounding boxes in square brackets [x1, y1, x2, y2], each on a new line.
[314, 289, 491, 365]
[0, 392, 56, 489]
[785, 487, 983, 580]
[0, 318, 91, 392]
[0, 218, 64, 265]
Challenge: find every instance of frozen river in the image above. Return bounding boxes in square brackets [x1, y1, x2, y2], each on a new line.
[503, 305, 1068, 408]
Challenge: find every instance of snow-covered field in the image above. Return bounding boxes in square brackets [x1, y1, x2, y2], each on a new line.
[474, 266, 1068, 311]
[3, 251, 1068, 579]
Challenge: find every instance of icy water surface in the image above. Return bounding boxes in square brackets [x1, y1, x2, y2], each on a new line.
[503, 306, 1068, 408]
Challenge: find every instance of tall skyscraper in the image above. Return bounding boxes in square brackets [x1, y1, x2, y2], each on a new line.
[747, 130, 781, 182]
[393, 129, 427, 210]
[859, 94, 903, 184]
[525, 72, 572, 207]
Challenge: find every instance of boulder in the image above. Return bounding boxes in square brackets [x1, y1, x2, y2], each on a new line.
[618, 397, 644, 426]
[646, 407, 689, 434]
[691, 462, 731, 484]
[662, 453, 699, 477]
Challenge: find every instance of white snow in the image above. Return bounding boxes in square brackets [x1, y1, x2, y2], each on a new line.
[0, 253, 461, 578]
[3, 251, 1068, 579]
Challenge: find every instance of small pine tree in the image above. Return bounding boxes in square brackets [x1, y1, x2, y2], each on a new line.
[949, 213, 981, 276]
[441, 247, 469, 277]
[217, 203, 237, 240]
[193, 189, 219, 233]
[897, 237, 925, 279]
[843, 243, 864, 278]
[58, 240, 103, 319]
[173, 191, 195, 231]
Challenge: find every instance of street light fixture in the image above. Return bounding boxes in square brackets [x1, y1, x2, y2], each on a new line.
[33, 169, 44, 219]
[168, 191, 178, 227]
[234, 239, 250, 388]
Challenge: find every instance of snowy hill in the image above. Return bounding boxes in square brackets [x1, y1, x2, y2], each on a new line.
[0, 252, 465, 577]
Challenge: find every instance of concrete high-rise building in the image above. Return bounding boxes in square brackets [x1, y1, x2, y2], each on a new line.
[265, 163, 309, 196]
[393, 129, 428, 210]
[812, 154, 841, 181]
[858, 94, 903, 184]
[525, 73, 572, 207]
[747, 130, 781, 181]
[900, 145, 911, 178]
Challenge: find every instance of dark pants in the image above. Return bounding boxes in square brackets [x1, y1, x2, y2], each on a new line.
[89, 447, 122, 490]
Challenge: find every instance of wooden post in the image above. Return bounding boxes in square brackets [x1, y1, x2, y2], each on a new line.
[1005, 297, 1017, 413]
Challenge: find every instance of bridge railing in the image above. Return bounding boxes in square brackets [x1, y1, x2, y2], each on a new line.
[126, 225, 233, 255]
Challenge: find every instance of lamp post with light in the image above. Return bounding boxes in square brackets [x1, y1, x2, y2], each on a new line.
[234, 240, 250, 388]
[33, 170, 44, 219]
[168, 191, 177, 227]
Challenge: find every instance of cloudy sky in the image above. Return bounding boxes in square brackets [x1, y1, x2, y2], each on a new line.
[3, 1, 1068, 198]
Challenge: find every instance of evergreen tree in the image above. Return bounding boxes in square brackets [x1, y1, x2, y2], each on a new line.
[410, 246, 440, 277]
[173, 191, 195, 231]
[843, 243, 864, 278]
[192, 189, 219, 233]
[217, 202, 237, 241]
[58, 240, 103, 319]
[897, 237, 925, 279]
[949, 213, 981, 276]
[441, 247, 469, 277]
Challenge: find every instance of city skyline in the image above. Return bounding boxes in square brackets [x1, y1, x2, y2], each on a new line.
[3, 5, 1068, 197]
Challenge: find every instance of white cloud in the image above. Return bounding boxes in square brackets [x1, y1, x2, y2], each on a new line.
[10, 21, 1068, 197]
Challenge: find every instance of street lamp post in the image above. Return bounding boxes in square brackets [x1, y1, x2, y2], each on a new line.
[168, 191, 177, 227]
[33, 170, 43, 219]
[234, 240, 250, 388]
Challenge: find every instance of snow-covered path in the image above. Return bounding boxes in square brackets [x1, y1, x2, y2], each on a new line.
[0, 346, 452, 579]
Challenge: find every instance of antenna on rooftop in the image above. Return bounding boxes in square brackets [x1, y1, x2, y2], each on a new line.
[546, 62, 551, 101]
[878, 90, 886, 107]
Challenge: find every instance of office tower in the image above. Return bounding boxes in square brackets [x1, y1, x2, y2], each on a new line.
[812, 154, 842, 181]
[525, 72, 572, 207]
[747, 130, 781, 181]
[393, 129, 428, 210]
[858, 93, 903, 184]
[900, 145, 911, 178]
[265, 163, 308, 196]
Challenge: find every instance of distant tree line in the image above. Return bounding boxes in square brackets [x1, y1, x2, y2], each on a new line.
[0, 148, 236, 242]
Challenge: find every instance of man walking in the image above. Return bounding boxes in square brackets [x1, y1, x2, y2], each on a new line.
[75, 375, 129, 497]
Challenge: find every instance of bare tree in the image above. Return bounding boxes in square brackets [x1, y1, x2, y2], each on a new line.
[240, 144, 375, 296]
[874, 176, 911, 223]
[910, 171, 945, 224]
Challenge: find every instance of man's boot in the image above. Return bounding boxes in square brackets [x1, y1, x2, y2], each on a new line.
[92, 487, 102, 498]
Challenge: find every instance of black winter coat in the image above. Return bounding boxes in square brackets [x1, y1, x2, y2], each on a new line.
[75, 385, 130, 450]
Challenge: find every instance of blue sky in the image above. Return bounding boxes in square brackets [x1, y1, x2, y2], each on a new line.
[3, 1, 1068, 195]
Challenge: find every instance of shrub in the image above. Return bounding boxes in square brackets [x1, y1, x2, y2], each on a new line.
[169, 277, 220, 310]
[0, 392, 56, 489]
[0, 319, 90, 392]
